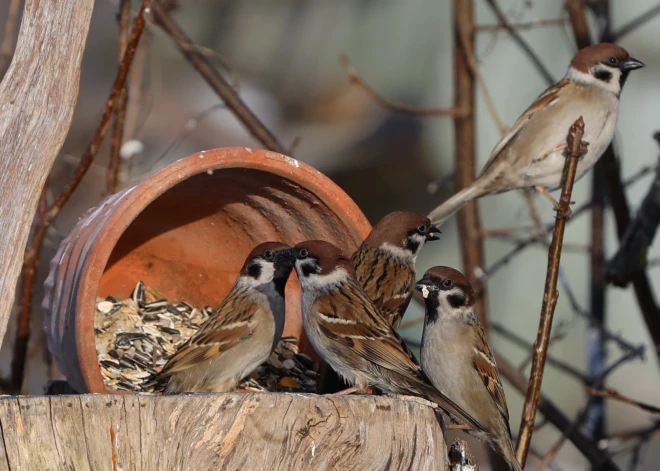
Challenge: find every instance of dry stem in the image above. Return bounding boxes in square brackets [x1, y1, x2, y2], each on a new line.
[515, 117, 587, 467]
[151, 1, 286, 154]
[339, 54, 463, 117]
[105, 0, 132, 196]
[588, 386, 660, 415]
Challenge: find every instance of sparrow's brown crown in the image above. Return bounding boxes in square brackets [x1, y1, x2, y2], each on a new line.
[239, 241, 290, 276]
[362, 211, 440, 248]
[570, 43, 630, 73]
[293, 240, 355, 276]
[420, 266, 476, 306]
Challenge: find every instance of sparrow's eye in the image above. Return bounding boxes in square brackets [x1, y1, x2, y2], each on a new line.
[608, 57, 618, 65]
[442, 279, 453, 288]
[263, 250, 275, 261]
[417, 224, 427, 233]
[297, 248, 309, 259]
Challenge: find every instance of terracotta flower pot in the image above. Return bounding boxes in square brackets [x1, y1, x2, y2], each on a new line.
[43, 147, 371, 394]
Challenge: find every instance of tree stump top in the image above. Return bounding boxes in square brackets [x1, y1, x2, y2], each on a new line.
[0, 392, 446, 470]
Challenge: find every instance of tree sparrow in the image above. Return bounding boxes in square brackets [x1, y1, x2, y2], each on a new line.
[429, 43, 644, 225]
[286, 240, 487, 434]
[351, 211, 440, 329]
[416, 266, 521, 471]
[160, 242, 293, 393]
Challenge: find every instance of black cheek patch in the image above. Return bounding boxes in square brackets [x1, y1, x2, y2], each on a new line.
[301, 263, 316, 278]
[247, 263, 261, 279]
[595, 69, 612, 82]
[447, 294, 465, 309]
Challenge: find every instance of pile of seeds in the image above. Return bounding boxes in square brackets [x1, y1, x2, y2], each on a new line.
[95, 281, 320, 393]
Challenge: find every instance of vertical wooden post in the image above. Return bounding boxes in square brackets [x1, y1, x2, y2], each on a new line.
[0, 0, 94, 348]
[452, 0, 488, 327]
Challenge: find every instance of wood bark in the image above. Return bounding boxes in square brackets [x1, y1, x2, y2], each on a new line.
[0, 393, 447, 470]
[0, 0, 94, 347]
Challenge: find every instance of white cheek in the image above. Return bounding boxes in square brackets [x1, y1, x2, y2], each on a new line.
[297, 265, 350, 290]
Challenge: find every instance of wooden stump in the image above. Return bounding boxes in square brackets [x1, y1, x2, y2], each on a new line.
[0, 393, 447, 470]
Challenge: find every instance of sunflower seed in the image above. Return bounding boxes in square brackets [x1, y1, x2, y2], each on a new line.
[95, 281, 320, 394]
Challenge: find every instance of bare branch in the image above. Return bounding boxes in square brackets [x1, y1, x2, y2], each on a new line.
[151, 1, 286, 154]
[516, 117, 587, 468]
[588, 387, 660, 415]
[483, 0, 555, 85]
[612, 3, 660, 42]
[106, 0, 132, 196]
[339, 54, 463, 117]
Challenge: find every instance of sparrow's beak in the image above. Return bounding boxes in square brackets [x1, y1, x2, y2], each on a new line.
[415, 276, 435, 299]
[415, 276, 434, 291]
[275, 248, 295, 269]
[426, 225, 441, 241]
[621, 57, 645, 71]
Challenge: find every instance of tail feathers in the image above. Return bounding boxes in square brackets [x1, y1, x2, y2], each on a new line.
[419, 382, 488, 435]
[427, 181, 488, 227]
[497, 438, 523, 471]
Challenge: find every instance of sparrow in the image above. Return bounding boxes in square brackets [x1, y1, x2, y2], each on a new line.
[428, 42, 644, 226]
[351, 211, 440, 329]
[286, 240, 487, 434]
[416, 266, 521, 471]
[160, 242, 293, 393]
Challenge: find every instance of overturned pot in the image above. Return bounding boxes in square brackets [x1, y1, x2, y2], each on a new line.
[43, 147, 371, 394]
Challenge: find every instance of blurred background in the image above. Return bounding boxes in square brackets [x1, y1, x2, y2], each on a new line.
[1, 0, 659, 469]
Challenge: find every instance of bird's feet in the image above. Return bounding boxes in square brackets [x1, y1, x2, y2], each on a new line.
[535, 186, 573, 218]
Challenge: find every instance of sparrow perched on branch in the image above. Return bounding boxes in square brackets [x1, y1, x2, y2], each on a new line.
[416, 266, 521, 471]
[351, 211, 440, 329]
[286, 240, 486, 433]
[160, 242, 293, 393]
[429, 43, 644, 226]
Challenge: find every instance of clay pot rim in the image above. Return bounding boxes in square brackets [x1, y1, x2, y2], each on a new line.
[78, 147, 371, 394]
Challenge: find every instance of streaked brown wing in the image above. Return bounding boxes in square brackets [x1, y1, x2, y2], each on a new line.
[159, 291, 259, 376]
[315, 282, 423, 379]
[471, 324, 510, 423]
[479, 79, 569, 176]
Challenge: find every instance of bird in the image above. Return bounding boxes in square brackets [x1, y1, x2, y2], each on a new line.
[351, 211, 440, 329]
[159, 242, 294, 393]
[428, 42, 645, 226]
[285, 239, 487, 434]
[416, 266, 521, 471]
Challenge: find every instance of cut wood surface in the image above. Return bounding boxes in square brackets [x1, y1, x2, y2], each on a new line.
[0, 0, 94, 347]
[0, 393, 447, 471]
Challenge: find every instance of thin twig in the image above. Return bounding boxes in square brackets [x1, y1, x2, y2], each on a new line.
[339, 54, 463, 117]
[10, 0, 152, 393]
[497, 353, 621, 470]
[483, 0, 555, 85]
[475, 18, 568, 32]
[612, 3, 660, 42]
[516, 117, 588, 468]
[536, 406, 590, 471]
[151, 1, 286, 154]
[0, 0, 21, 78]
[490, 322, 588, 383]
[588, 386, 660, 415]
[106, 0, 132, 196]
